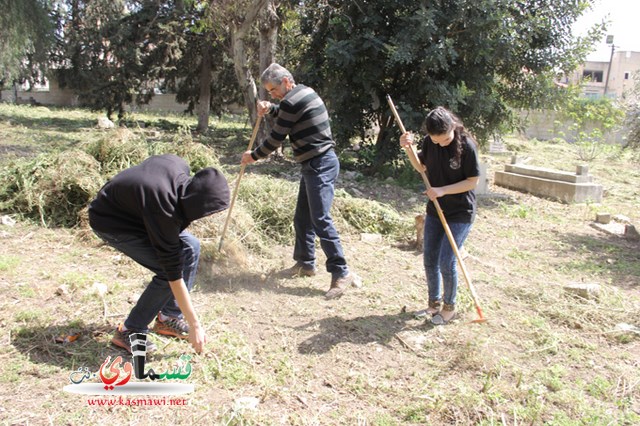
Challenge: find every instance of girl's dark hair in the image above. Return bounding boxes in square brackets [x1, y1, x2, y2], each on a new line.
[424, 106, 476, 164]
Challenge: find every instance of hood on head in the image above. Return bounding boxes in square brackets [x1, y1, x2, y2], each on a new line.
[180, 167, 230, 221]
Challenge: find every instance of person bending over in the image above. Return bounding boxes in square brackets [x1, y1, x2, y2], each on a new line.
[89, 154, 230, 353]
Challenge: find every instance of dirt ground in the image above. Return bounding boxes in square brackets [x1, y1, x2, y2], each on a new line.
[1, 166, 639, 424]
[0, 102, 638, 424]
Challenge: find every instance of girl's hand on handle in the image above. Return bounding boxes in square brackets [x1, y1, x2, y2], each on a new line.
[424, 186, 445, 202]
[399, 132, 414, 148]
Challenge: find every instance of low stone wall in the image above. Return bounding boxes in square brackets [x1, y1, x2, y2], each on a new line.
[0, 88, 190, 112]
[0, 88, 79, 107]
[0, 88, 245, 115]
[127, 94, 189, 114]
[519, 110, 627, 145]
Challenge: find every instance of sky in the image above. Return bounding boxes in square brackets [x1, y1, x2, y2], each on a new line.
[572, 0, 640, 62]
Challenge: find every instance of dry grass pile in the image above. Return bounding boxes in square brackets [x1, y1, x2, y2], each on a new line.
[84, 127, 220, 178]
[236, 174, 410, 244]
[0, 128, 221, 227]
[186, 206, 261, 265]
[237, 174, 297, 244]
[155, 126, 221, 172]
[0, 122, 406, 253]
[0, 149, 104, 227]
[83, 128, 150, 178]
[179, 173, 410, 267]
[333, 189, 409, 236]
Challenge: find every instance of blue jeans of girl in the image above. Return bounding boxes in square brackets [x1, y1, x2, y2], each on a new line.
[93, 229, 200, 332]
[423, 214, 472, 306]
[293, 149, 349, 280]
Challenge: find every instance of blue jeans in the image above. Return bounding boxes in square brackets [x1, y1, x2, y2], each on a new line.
[423, 214, 472, 306]
[293, 149, 349, 279]
[93, 229, 200, 332]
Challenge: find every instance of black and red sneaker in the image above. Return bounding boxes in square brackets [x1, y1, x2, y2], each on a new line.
[152, 315, 189, 339]
[111, 324, 157, 353]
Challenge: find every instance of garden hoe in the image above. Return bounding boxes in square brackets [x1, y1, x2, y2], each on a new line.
[386, 95, 487, 324]
[218, 115, 262, 252]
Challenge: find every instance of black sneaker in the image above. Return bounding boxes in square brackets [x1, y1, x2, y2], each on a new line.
[111, 324, 157, 354]
[152, 315, 189, 339]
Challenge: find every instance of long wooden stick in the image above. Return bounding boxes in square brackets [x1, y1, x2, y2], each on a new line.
[218, 115, 263, 251]
[386, 95, 486, 323]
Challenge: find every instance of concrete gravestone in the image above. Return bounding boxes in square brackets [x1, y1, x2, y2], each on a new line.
[494, 157, 603, 203]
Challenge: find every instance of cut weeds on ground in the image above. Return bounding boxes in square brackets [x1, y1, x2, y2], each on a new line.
[0, 104, 638, 425]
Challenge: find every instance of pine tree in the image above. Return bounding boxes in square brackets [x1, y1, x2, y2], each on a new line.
[0, 0, 55, 89]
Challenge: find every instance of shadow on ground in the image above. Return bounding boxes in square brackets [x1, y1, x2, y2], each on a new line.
[0, 112, 95, 131]
[558, 231, 640, 290]
[295, 312, 431, 354]
[10, 323, 177, 370]
[199, 261, 327, 298]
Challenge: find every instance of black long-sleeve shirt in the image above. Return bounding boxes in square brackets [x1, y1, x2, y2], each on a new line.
[88, 154, 229, 280]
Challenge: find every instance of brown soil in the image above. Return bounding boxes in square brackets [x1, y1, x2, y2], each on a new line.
[1, 172, 639, 424]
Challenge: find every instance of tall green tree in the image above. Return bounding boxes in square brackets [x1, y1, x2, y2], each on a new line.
[54, 0, 262, 129]
[124, 0, 234, 131]
[55, 0, 135, 119]
[0, 0, 56, 91]
[209, 0, 269, 124]
[294, 0, 603, 168]
[156, 0, 271, 131]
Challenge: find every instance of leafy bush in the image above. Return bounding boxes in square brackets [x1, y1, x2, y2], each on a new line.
[560, 95, 625, 161]
[625, 102, 640, 150]
[622, 74, 640, 151]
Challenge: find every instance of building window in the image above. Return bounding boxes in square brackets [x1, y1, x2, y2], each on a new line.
[582, 70, 603, 83]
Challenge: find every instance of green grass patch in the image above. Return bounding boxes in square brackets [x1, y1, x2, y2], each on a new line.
[0, 254, 20, 272]
[206, 331, 257, 387]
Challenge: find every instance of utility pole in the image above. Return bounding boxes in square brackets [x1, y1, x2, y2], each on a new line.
[603, 35, 615, 97]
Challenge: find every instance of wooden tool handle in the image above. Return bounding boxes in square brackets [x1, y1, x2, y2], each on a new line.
[218, 115, 263, 250]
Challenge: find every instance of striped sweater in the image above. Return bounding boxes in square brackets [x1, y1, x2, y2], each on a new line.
[251, 84, 335, 163]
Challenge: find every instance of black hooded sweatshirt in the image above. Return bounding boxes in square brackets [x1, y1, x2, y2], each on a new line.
[88, 154, 230, 281]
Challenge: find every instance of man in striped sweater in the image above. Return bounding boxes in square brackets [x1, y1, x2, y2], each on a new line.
[241, 63, 361, 299]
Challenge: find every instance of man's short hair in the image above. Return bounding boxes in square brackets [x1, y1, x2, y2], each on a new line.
[261, 63, 295, 85]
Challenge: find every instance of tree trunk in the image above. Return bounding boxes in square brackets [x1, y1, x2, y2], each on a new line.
[118, 102, 125, 122]
[258, 0, 279, 100]
[373, 113, 395, 171]
[230, 0, 268, 127]
[232, 31, 258, 125]
[257, 0, 280, 147]
[196, 39, 213, 132]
